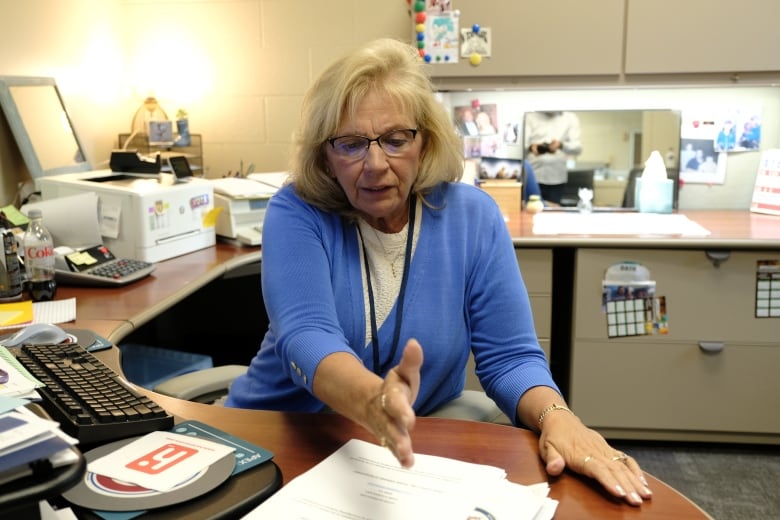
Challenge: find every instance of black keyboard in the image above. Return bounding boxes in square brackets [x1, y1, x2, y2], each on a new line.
[15, 343, 173, 446]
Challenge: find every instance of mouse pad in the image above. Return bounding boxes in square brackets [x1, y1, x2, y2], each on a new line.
[62, 436, 235, 512]
[0, 327, 110, 352]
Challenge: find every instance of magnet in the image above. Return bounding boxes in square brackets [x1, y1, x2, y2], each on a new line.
[472, 23, 481, 34]
[469, 53, 482, 66]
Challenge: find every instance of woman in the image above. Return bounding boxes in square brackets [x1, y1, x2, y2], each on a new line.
[226, 38, 651, 506]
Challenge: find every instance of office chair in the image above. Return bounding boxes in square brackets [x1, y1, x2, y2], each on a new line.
[622, 168, 642, 208]
[560, 169, 595, 207]
[153, 364, 511, 423]
[152, 364, 248, 404]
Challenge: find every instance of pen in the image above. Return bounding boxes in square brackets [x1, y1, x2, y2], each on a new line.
[0, 368, 8, 384]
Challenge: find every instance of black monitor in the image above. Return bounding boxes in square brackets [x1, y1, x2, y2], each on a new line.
[0, 76, 92, 188]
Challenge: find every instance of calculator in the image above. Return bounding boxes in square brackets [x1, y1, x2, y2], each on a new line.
[54, 244, 155, 287]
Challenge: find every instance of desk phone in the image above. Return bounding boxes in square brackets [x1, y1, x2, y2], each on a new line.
[54, 244, 155, 287]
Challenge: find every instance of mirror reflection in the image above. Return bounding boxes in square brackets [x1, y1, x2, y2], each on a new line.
[522, 109, 681, 208]
[457, 105, 682, 210]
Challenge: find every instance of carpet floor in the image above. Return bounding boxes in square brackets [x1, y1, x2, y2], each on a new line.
[610, 441, 780, 519]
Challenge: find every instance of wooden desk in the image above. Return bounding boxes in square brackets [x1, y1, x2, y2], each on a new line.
[46, 214, 775, 516]
[57, 243, 261, 343]
[503, 209, 780, 248]
[86, 344, 709, 519]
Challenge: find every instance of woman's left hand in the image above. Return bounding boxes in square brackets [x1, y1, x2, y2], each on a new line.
[538, 412, 653, 506]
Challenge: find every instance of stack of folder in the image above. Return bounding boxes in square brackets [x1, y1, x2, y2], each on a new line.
[0, 346, 81, 487]
[0, 396, 80, 485]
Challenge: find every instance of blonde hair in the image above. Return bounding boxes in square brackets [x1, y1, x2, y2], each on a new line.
[289, 38, 463, 217]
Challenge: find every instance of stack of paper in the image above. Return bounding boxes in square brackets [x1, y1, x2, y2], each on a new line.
[244, 438, 558, 519]
[0, 297, 77, 331]
[0, 346, 44, 399]
[0, 396, 79, 486]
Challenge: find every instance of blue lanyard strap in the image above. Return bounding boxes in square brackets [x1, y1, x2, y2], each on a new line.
[357, 194, 417, 375]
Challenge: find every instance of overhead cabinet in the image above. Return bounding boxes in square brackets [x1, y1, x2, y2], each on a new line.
[427, 0, 780, 81]
[426, 0, 625, 79]
[624, 0, 780, 74]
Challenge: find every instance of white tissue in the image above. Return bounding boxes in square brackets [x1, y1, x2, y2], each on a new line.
[635, 150, 673, 213]
[641, 150, 668, 181]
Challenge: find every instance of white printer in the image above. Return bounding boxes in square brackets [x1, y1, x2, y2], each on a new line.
[38, 170, 217, 263]
[210, 174, 285, 246]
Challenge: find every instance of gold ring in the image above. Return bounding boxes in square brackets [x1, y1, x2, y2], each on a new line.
[611, 453, 629, 463]
[583, 455, 593, 465]
[380, 393, 387, 410]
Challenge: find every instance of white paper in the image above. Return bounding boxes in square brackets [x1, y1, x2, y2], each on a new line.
[247, 171, 289, 189]
[88, 431, 235, 492]
[0, 355, 38, 397]
[21, 193, 103, 249]
[244, 438, 554, 520]
[532, 212, 711, 237]
[209, 177, 277, 199]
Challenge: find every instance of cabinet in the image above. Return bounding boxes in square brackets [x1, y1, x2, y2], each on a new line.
[569, 248, 780, 443]
[625, 0, 780, 74]
[465, 248, 552, 391]
[428, 1, 780, 84]
[427, 0, 624, 80]
[593, 178, 627, 207]
[118, 133, 203, 174]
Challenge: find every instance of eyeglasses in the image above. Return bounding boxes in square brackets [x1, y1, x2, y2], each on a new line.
[326, 128, 418, 160]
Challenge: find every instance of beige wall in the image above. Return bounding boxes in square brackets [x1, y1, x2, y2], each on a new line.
[0, 0, 411, 204]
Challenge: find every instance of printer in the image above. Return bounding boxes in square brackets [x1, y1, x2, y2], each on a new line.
[210, 174, 284, 246]
[38, 170, 217, 263]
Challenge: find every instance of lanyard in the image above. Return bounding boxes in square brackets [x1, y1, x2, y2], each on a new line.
[358, 194, 416, 375]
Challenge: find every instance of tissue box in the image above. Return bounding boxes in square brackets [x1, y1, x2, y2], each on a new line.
[634, 178, 673, 214]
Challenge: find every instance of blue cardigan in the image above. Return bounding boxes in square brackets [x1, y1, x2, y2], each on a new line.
[225, 182, 558, 424]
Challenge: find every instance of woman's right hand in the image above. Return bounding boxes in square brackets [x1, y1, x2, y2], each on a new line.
[371, 339, 423, 468]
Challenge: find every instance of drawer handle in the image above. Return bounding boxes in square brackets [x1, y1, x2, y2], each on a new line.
[705, 250, 730, 268]
[698, 341, 725, 354]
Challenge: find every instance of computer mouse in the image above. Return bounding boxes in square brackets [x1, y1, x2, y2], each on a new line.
[1, 323, 69, 347]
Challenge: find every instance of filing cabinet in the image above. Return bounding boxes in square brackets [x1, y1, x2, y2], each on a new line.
[569, 248, 780, 443]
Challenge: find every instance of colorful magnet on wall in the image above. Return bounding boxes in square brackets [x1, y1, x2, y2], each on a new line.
[472, 23, 481, 34]
[416, 23, 425, 33]
[469, 52, 482, 66]
[415, 12, 426, 23]
[414, 1, 425, 12]
[424, 54, 432, 63]
[417, 32, 425, 41]
[417, 40, 425, 49]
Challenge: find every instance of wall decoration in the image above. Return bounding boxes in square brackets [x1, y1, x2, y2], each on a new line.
[601, 261, 668, 338]
[750, 149, 780, 215]
[423, 11, 459, 63]
[460, 25, 491, 58]
[680, 106, 763, 185]
[756, 260, 780, 318]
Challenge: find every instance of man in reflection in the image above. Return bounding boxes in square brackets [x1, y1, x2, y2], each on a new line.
[524, 111, 582, 204]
